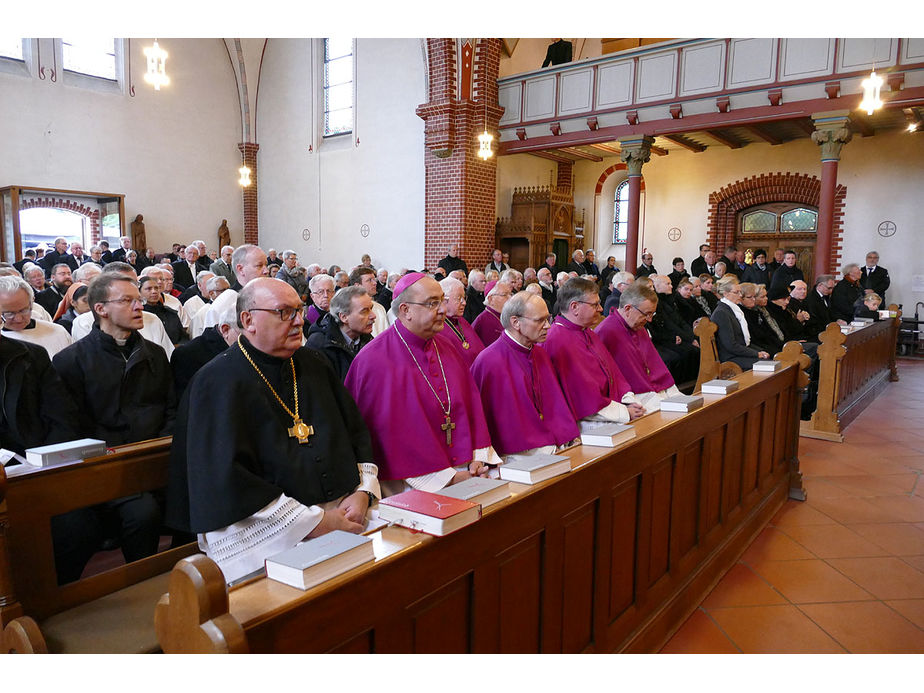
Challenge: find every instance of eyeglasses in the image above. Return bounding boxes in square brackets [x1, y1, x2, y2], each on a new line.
[629, 305, 656, 319]
[99, 297, 144, 308]
[405, 298, 445, 310]
[575, 300, 602, 309]
[248, 305, 304, 322]
[311, 288, 335, 296]
[0, 306, 32, 321]
[518, 315, 553, 326]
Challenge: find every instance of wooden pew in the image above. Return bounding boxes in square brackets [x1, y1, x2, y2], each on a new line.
[0, 437, 198, 653]
[800, 306, 901, 442]
[157, 354, 808, 654]
[693, 317, 742, 392]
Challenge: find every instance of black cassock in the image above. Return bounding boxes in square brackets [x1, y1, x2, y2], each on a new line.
[166, 336, 371, 533]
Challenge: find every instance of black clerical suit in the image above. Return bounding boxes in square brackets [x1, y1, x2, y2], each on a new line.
[35, 285, 67, 316]
[860, 265, 890, 304]
[171, 260, 197, 292]
[542, 39, 572, 67]
[171, 326, 229, 397]
[803, 289, 837, 342]
[437, 255, 469, 277]
[166, 337, 372, 534]
[463, 286, 485, 323]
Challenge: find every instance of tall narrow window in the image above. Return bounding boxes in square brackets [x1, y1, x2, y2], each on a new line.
[613, 180, 629, 244]
[0, 38, 24, 62]
[62, 38, 117, 81]
[323, 38, 353, 136]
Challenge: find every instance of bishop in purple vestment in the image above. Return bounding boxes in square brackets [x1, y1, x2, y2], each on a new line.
[594, 283, 679, 399]
[439, 276, 485, 367]
[345, 274, 498, 496]
[541, 278, 646, 423]
[472, 293, 578, 455]
[472, 279, 512, 347]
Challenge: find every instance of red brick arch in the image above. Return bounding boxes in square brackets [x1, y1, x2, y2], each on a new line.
[18, 196, 102, 245]
[707, 172, 846, 268]
[594, 163, 645, 195]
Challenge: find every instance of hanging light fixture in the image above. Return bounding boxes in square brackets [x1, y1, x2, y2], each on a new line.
[143, 39, 169, 91]
[477, 94, 493, 161]
[859, 69, 883, 116]
[238, 161, 252, 187]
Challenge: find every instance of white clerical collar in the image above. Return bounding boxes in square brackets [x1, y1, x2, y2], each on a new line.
[503, 329, 533, 351]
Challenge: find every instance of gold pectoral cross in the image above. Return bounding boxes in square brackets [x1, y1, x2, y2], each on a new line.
[441, 415, 456, 446]
[288, 419, 315, 444]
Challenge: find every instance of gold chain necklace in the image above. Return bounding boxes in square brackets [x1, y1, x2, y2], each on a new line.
[237, 336, 314, 444]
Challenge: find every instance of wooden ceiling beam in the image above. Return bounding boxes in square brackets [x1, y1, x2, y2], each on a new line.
[649, 145, 669, 156]
[588, 143, 621, 155]
[851, 116, 875, 137]
[793, 117, 817, 136]
[744, 124, 784, 145]
[703, 129, 745, 149]
[663, 134, 706, 153]
[559, 147, 603, 162]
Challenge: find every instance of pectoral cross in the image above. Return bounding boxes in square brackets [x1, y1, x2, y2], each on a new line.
[441, 415, 456, 446]
[288, 419, 315, 444]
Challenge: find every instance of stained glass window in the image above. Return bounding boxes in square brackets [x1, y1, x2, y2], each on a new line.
[62, 38, 116, 81]
[781, 208, 817, 232]
[613, 180, 629, 244]
[323, 38, 353, 136]
[743, 210, 777, 233]
[0, 38, 24, 61]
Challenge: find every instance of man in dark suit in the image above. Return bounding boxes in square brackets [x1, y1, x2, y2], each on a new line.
[536, 267, 557, 312]
[803, 274, 841, 340]
[769, 249, 804, 293]
[39, 237, 73, 277]
[111, 236, 132, 263]
[636, 252, 657, 278]
[690, 244, 711, 277]
[171, 245, 200, 292]
[860, 251, 890, 305]
[485, 248, 508, 275]
[541, 39, 572, 68]
[540, 252, 557, 277]
[35, 263, 73, 316]
[567, 249, 587, 275]
[13, 249, 36, 274]
[99, 240, 114, 264]
[437, 243, 469, 277]
[742, 249, 771, 287]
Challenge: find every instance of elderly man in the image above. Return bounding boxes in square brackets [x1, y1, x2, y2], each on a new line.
[374, 268, 393, 311]
[35, 263, 73, 316]
[306, 272, 336, 326]
[305, 285, 375, 381]
[143, 266, 190, 332]
[188, 275, 230, 339]
[787, 279, 811, 335]
[471, 292, 578, 457]
[485, 248, 508, 275]
[582, 250, 601, 282]
[166, 278, 379, 583]
[276, 250, 309, 301]
[769, 249, 804, 293]
[171, 302, 241, 397]
[439, 276, 485, 367]
[345, 273, 498, 497]
[0, 276, 72, 358]
[595, 283, 683, 411]
[567, 249, 586, 276]
[210, 244, 235, 286]
[463, 269, 487, 323]
[73, 261, 102, 285]
[198, 244, 268, 333]
[831, 263, 865, 323]
[67, 241, 88, 267]
[540, 252, 557, 277]
[40, 237, 72, 276]
[111, 236, 132, 264]
[190, 240, 212, 273]
[348, 267, 388, 337]
[171, 245, 200, 291]
[537, 266, 557, 312]
[178, 270, 214, 314]
[69, 263, 175, 359]
[636, 252, 657, 278]
[437, 243, 469, 277]
[542, 277, 646, 424]
[603, 271, 634, 316]
[860, 251, 890, 305]
[500, 268, 524, 293]
[472, 279, 513, 347]
[803, 274, 842, 340]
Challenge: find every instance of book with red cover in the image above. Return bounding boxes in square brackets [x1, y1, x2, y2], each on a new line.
[377, 489, 482, 536]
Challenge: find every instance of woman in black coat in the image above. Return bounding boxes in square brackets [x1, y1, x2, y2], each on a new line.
[710, 279, 770, 370]
[140, 276, 186, 346]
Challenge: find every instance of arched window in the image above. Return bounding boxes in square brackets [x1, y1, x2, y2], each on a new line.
[613, 179, 629, 244]
[740, 203, 817, 234]
[323, 38, 354, 136]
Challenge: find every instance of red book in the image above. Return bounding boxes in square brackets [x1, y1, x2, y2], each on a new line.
[377, 489, 482, 536]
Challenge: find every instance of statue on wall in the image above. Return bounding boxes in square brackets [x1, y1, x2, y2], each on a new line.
[218, 219, 231, 249]
[131, 214, 146, 253]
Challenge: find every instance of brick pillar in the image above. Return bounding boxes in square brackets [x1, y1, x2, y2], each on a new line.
[618, 135, 654, 274]
[557, 161, 573, 192]
[417, 38, 503, 272]
[811, 112, 851, 277]
[238, 142, 260, 245]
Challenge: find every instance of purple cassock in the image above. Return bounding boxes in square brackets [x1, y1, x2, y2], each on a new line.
[472, 306, 504, 347]
[595, 311, 675, 393]
[344, 320, 493, 481]
[441, 316, 485, 368]
[471, 332, 579, 455]
[540, 315, 634, 419]
[306, 305, 327, 325]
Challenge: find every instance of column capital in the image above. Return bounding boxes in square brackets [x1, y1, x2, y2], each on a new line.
[617, 135, 655, 176]
[810, 111, 853, 161]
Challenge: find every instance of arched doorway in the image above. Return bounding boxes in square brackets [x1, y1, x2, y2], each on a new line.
[736, 203, 818, 286]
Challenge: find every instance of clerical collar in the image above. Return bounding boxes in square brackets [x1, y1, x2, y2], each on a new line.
[503, 329, 532, 352]
[394, 319, 429, 350]
[2, 319, 37, 332]
[553, 315, 582, 332]
[237, 334, 290, 367]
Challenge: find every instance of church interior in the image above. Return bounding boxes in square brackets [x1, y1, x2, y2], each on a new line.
[1, 21, 923, 668]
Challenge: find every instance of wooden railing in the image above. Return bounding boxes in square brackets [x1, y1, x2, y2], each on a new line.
[157, 357, 807, 654]
[801, 306, 901, 442]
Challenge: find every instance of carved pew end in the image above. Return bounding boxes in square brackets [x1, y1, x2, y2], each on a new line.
[155, 554, 248, 654]
[1, 616, 48, 654]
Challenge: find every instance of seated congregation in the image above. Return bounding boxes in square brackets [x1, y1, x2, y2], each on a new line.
[0, 237, 887, 593]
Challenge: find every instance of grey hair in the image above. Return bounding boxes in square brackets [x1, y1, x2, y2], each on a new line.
[309, 273, 334, 292]
[467, 269, 485, 285]
[612, 271, 634, 288]
[221, 245, 234, 254]
[619, 283, 658, 310]
[330, 285, 368, 324]
[439, 277, 464, 295]
[842, 262, 859, 276]
[231, 244, 259, 275]
[215, 303, 238, 328]
[0, 276, 34, 303]
[556, 277, 597, 312]
[0, 267, 21, 277]
[73, 263, 102, 283]
[206, 275, 230, 292]
[195, 270, 215, 283]
[500, 291, 539, 329]
[814, 273, 835, 287]
[282, 249, 297, 260]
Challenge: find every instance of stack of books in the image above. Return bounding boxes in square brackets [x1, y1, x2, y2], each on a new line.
[264, 531, 375, 590]
[437, 477, 511, 509]
[659, 394, 704, 413]
[700, 379, 739, 395]
[25, 438, 107, 467]
[752, 360, 782, 373]
[378, 489, 481, 536]
[499, 453, 571, 485]
[579, 421, 636, 447]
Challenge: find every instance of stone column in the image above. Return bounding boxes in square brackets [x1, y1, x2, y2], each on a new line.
[810, 112, 852, 277]
[617, 135, 654, 274]
[238, 142, 260, 245]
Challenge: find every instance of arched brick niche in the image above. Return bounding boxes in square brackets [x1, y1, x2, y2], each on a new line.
[594, 163, 645, 194]
[707, 172, 846, 270]
[19, 196, 102, 245]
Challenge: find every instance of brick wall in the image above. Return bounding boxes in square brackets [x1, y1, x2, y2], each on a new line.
[19, 197, 101, 245]
[706, 171, 846, 269]
[239, 142, 260, 245]
[417, 38, 503, 272]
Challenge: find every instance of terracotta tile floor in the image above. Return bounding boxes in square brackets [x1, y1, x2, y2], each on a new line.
[661, 358, 924, 653]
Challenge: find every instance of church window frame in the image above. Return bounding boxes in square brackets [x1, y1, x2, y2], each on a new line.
[322, 38, 354, 137]
[612, 179, 629, 245]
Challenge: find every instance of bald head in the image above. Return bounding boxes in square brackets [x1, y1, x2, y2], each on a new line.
[237, 278, 305, 358]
